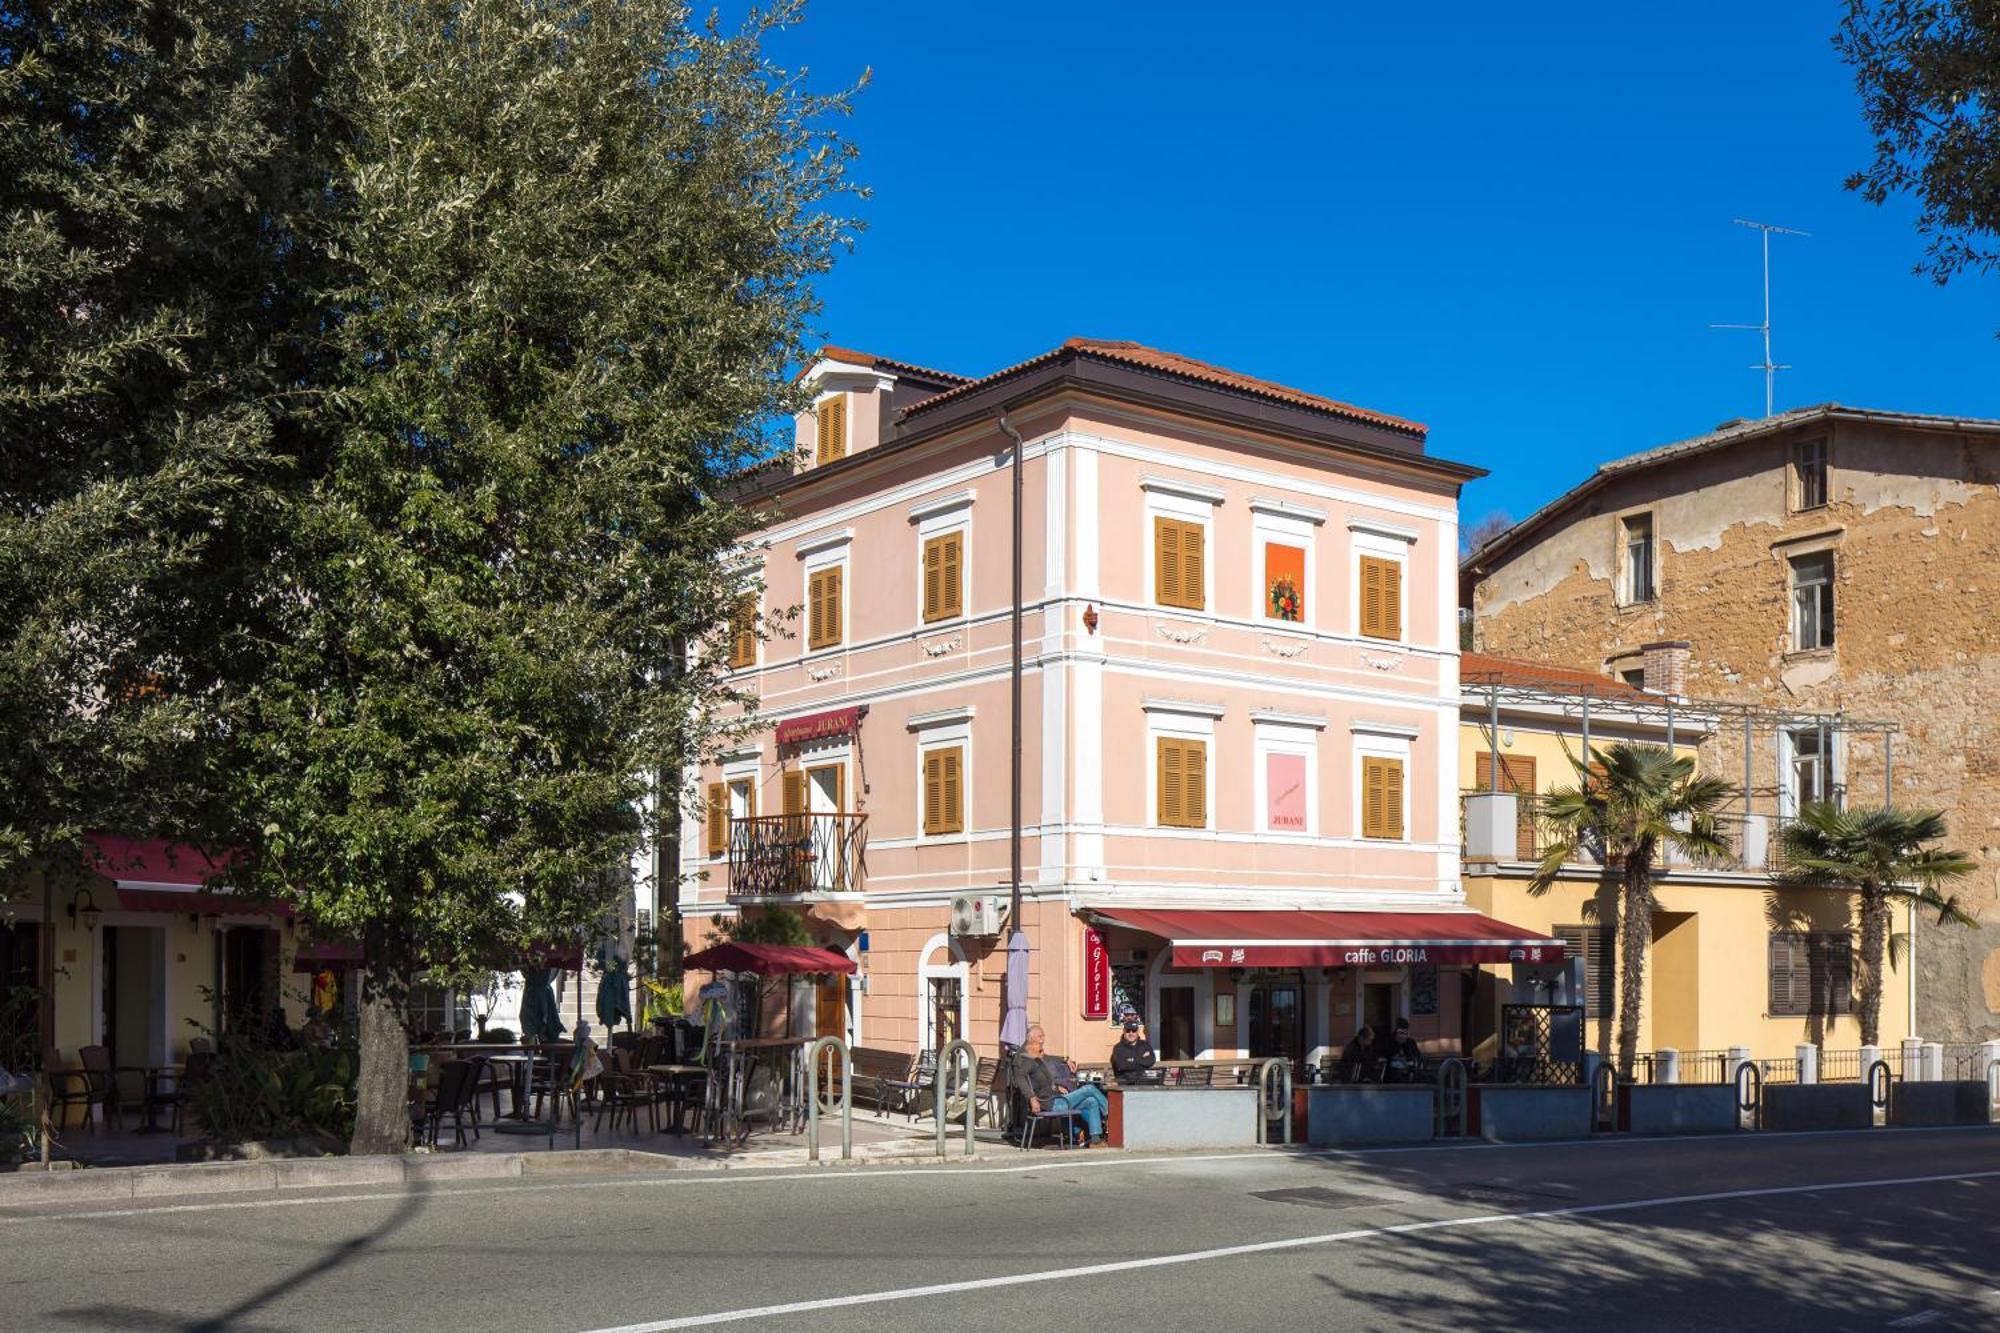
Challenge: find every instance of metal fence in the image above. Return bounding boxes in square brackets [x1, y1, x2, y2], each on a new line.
[1459, 792, 1801, 873]
[1629, 1049, 1733, 1085]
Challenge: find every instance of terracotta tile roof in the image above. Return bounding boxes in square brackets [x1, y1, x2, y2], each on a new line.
[803, 345, 970, 386]
[901, 337, 1427, 438]
[1461, 651, 1651, 702]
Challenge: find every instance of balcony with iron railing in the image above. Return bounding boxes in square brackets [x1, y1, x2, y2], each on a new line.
[1460, 790, 1799, 876]
[726, 813, 868, 898]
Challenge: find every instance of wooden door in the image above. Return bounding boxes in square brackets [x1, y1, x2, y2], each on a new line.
[1159, 987, 1195, 1060]
[814, 977, 846, 1041]
[1474, 753, 1537, 860]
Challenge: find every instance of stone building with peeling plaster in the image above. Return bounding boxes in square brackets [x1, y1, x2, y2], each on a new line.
[1461, 405, 2000, 1042]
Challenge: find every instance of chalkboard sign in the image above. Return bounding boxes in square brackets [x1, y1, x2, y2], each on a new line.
[1110, 964, 1146, 1025]
[1410, 962, 1438, 1016]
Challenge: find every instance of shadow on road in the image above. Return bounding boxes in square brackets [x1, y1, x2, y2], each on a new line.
[46, 1178, 434, 1333]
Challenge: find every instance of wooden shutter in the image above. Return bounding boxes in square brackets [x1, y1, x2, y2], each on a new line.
[728, 598, 757, 668]
[808, 567, 843, 649]
[1157, 738, 1205, 828]
[924, 746, 964, 835]
[922, 532, 962, 622]
[816, 396, 847, 465]
[1474, 754, 1537, 859]
[1768, 934, 1806, 1016]
[1556, 924, 1614, 1018]
[782, 769, 807, 819]
[1362, 757, 1404, 839]
[1182, 740, 1206, 827]
[705, 782, 727, 857]
[1154, 518, 1204, 611]
[1360, 556, 1402, 640]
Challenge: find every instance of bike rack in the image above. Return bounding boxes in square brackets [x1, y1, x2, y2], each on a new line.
[1591, 1062, 1618, 1133]
[1735, 1059, 1763, 1131]
[1434, 1058, 1468, 1139]
[1255, 1058, 1292, 1145]
[1986, 1058, 2000, 1119]
[933, 1039, 977, 1158]
[805, 1036, 851, 1162]
[1869, 1058, 1894, 1126]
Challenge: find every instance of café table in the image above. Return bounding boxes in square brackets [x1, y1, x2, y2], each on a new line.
[644, 1064, 708, 1135]
[119, 1064, 184, 1134]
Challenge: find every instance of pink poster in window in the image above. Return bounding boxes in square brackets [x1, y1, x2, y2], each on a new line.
[1266, 753, 1307, 832]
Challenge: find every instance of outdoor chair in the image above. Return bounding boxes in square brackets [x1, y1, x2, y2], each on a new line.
[594, 1052, 658, 1137]
[79, 1045, 123, 1132]
[423, 1057, 483, 1149]
[939, 1053, 1000, 1128]
[159, 1050, 216, 1138]
[41, 1050, 94, 1134]
[1007, 1087, 1083, 1150]
[530, 1049, 580, 1123]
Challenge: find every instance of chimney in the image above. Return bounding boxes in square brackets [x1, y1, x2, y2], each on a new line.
[1641, 640, 1690, 697]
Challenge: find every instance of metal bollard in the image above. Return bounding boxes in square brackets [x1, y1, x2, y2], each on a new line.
[1869, 1058, 1893, 1126]
[805, 1036, 851, 1162]
[1735, 1059, 1763, 1131]
[934, 1039, 978, 1158]
[1434, 1058, 1468, 1138]
[1255, 1058, 1292, 1145]
[1592, 1061, 1618, 1133]
[1987, 1058, 2000, 1120]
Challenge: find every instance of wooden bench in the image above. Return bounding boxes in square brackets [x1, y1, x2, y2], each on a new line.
[844, 1046, 918, 1115]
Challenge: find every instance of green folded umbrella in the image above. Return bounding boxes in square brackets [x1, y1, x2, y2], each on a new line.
[595, 952, 633, 1032]
[521, 968, 566, 1042]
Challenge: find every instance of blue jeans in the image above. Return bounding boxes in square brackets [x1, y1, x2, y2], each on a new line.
[1051, 1083, 1107, 1139]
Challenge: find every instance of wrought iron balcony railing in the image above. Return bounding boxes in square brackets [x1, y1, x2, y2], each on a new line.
[726, 813, 867, 898]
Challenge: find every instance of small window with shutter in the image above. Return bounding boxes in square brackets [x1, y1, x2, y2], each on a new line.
[815, 396, 847, 466]
[704, 782, 728, 858]
[807, 565, 843, 650]
[921, 531, 964, 623]
[1555, 924, 1615, 1018]
[1155, 737, 1208, 829]
[1153, 517, 1206, 612]
[1359, 556, 1402, 641]
[922, 745, 965, 836]
[1768, 932, 1853, 1016]
[727, 597, 757, 669]
[1361, 755, 1405, 839]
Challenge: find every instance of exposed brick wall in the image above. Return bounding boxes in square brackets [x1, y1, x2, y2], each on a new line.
[1469, 421, 2000, 1040]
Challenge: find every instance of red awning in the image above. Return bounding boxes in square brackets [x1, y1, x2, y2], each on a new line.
[85, 833, 235, 887]
[1090, 908, 1565, 968]
[293, 940, 364, 972]
[680, 942, 857, 976]
[114, 888, 294, 918]
[775, 706, 861, 748]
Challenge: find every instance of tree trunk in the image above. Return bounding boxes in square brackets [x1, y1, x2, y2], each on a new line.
[1615, 854, 1654, 1081]
[350, 975, 411, 1155]
[1857, 884, 1888, 1049]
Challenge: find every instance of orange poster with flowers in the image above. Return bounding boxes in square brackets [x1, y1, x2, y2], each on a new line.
[1264, 542, 1305, 622]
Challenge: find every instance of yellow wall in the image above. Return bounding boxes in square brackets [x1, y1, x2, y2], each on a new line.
[1467, 870, 1914, 1061]
[1457, 716, 1700, 795]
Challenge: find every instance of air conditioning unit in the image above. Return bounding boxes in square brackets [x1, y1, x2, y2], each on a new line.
[950, 893, 1003, 938]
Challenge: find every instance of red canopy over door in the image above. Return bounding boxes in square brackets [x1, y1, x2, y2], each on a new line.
[1089, 908, 1565, 968]
[679, 942, 857, 976]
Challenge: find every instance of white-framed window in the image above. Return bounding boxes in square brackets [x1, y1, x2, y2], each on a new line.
[910, 493, 972, 627]
[917, 932, 970, 1052]
[1143, 699, 1221, 831]
[1252, 502, 1321, 631]
[1621, 512, 1656, 605]
[1781, 726, 1842, 816]
[908, 707, 973, 842]
[1790, 551, 1834, 652]
[1348, 522, 1413, 643]
[1142, 478, 1222, 615]
[1350, 724, 1415, 842]
[1252, 714, 1323, 836]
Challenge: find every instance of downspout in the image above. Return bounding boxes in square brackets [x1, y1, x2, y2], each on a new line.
[996, 413, 1027, 929]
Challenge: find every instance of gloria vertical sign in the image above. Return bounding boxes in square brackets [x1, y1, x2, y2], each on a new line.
[1082, 926, 1109, 1020]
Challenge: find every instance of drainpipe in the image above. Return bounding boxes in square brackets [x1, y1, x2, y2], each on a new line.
[996, 413, 1027, 929]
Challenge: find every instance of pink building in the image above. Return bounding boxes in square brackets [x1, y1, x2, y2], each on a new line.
[683, 338, 1550, 1069]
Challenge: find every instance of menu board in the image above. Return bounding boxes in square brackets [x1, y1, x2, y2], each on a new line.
[1410, 962, 1438, 1016]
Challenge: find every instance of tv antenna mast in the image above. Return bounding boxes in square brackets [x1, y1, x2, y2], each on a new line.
[1711, 218, 1809, 418]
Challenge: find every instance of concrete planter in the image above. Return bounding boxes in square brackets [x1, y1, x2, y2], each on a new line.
[1471, 1086, 1592, 1141]
[1762, 1082, 1872, 1132]
[1106, 1086, 1259, 1150]
[1617, 1084, 1737, 1135]
[1304, 1086, 1435, 1146]
[1890, 1081, 1994, 1128]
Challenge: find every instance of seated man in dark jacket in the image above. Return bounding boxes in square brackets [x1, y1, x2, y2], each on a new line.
[1337, 1026, 1378, 1082]
[1109, 1009, 1158, 1084]
[1010, 1023, 1109, 1143]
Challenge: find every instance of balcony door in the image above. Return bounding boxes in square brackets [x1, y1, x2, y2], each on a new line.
[782, 762, 847, 892]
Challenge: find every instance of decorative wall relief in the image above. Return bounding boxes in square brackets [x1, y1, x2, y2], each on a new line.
[921, 637, 962, 658]
[1157, 623, 1207, 646]
[1261, 638, 1309, 659]
[806, 664, 842, 682]
[1362, 652, 1401, 671]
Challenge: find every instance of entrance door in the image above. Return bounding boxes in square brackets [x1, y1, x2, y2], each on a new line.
[1247, 982, 1303, 1064]
[1363, 981, 1398, 1037]
[103, 926, 165, 1105]
[219, 927, 279, 1037]
[815, 976, 848, 1041]
[1158, 986, 1195, 1060]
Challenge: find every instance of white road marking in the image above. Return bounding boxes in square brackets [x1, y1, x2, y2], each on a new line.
[1888, 1314, 1945, 1328]
[578, 1169, 2000, 1332]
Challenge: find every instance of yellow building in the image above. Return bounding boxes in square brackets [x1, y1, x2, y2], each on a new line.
[1458, 649, 1912, 1069]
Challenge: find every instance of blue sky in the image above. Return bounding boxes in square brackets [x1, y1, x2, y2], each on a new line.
[769, 3, 1997, 528]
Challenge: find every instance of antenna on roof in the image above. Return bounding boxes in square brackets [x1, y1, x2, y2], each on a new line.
[1710, 218, 1809, 418]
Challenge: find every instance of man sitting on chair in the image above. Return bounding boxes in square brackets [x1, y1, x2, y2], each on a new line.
[1011, 1023, 1108, 1145]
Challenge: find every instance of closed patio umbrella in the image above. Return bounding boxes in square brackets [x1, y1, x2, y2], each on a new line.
[595, 952, 633, 1033]
[999, 929, 1030, 1049]
[520, 968, 566, 1042]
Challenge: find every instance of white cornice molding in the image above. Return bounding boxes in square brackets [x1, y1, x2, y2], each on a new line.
[1250, 709, 1328, 730]
[906, 705, 976, 730]
[906, 489, 976, 523]
[1347, 517, 1421, 543]
[1350, 718, 1421, 739]
[793, 527, 855, 560]
[1140, 475, 1227, 506]
[1249, 496, 1328, 524]
[1142, 697, 1227, 719]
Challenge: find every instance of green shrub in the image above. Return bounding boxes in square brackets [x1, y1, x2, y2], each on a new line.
[184, 1040, 358, 1147]
[0, 1095, 32, 1165]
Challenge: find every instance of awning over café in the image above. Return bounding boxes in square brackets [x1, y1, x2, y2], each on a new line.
[1088, 908, 1565, 968]
[681, 942, 857, 976]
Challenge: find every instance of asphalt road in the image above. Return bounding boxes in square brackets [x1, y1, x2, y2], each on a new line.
[4, 1127, 1999, 1332]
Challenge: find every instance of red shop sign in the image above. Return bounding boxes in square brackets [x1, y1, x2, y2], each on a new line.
[1082, 927, 1109, 1020]
[775, 706, 861, 748]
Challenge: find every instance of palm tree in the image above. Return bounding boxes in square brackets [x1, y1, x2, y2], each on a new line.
[1775, 804, 1977, 1048]
[1529, 743, 1736, 1081]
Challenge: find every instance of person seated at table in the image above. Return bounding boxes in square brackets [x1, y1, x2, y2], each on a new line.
[1337, 1026, 1378, 1083]
[1378, 1018, 1422, 1083]
[1109, 1009, 1157, 1084]
[1012, 1024, 1109, 1144]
